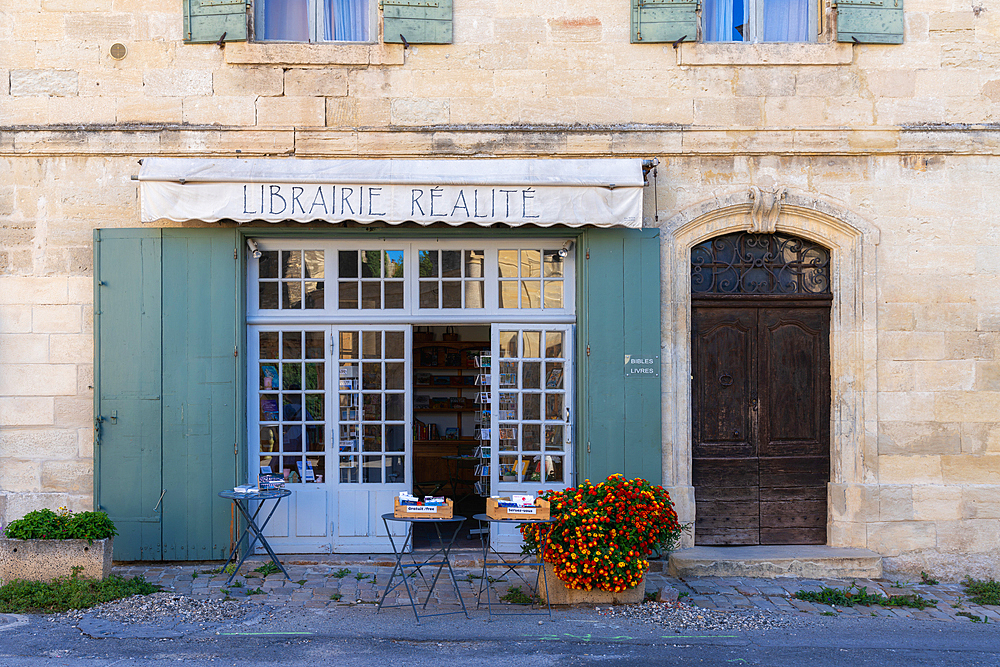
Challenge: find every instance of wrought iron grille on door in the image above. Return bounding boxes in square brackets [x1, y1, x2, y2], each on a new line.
[691, 232, 831, 296]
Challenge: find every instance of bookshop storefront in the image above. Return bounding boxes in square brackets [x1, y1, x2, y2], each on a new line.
[94, 158, 663, 560]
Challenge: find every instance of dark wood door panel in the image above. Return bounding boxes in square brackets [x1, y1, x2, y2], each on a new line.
[692, 300, 831, 547]
[692, 308, 756, 459]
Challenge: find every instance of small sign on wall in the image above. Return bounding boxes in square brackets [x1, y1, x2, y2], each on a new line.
[624, 355, 659, 378]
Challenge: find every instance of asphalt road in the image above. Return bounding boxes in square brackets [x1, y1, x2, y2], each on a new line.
[2, 608, 999, 667]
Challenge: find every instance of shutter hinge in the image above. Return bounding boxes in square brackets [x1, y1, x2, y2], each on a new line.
[234, 248, 238, 260]
[585, 250, 590, 260]
[587, 441, 591, 453]
[234, 442, 238, 455]
[234, 346, 238, 358]
[586, 345, 590, 356]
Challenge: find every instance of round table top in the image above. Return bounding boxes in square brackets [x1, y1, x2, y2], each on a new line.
[472, 512, 555, 524]
[219, 488, 291, 501]
[381, 512, 466, 523]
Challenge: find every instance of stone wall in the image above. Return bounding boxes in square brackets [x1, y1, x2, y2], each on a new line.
[1, 0, 999, 573]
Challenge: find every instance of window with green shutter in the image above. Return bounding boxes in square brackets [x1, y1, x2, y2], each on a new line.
[183, 0, 248, 44]
[383, 0, 453, 44]
[836, 0, 904, 44]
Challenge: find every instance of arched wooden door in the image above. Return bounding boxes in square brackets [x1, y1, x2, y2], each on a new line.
[690, 232, 831, 545]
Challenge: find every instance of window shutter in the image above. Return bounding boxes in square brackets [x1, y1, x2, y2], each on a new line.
[631, 0, 699, 44]
[578, 228, 662, 484]
[383, 0, 453, 44]
[183, 0, 248, 44]
[95, 229, 239, 561]
[836, 0, 903, 44]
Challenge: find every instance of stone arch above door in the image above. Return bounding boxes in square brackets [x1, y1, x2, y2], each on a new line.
[654, 190, 880, 548]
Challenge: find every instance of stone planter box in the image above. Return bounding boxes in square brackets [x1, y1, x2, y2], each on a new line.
[0, 537, 114, 584]
[536, 561, 646, 605]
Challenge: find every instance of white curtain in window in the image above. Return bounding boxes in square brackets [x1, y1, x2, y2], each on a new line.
[258, 0, 310, 41]
[703, 0, 747, 42]
[762, 0, 810, 41]
[332, 0, 369, 41]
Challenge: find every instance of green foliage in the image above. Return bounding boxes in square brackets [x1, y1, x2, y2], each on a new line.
[498, 585, 538, 605]
[330, 593, 343, 601]
[920, 571, 939, 586]
[246, 587, 264, 595]
[4, 508, 118, 542]
[956, 611, 988, 623]
[963, 577, 1000, 606]
[794, 584, 936, 610]
[253, 562, 280, 577]
[0, 573, 157, 613]
[332, 568, 351, 579]
[354, 572, 370, 581]
[230, 580, 243, 588]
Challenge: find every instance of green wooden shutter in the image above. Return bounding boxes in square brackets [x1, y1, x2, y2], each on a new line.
[160, 230, 239, 561]
[578, 228, 662, 484]
[631, 0, 699, 44]
[383, 0, 453, 44]
[94, 230, 164, 561]
[184, 0, 248, 44]
[837, 0, 903, 44]
[95, 229, 240, 561]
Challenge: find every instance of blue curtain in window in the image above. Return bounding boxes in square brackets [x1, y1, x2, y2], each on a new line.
[704, 0, 748, 42]
[762, 0, 810, 41]
[258, 0, 310, 41]
[332, 0, 369, 41]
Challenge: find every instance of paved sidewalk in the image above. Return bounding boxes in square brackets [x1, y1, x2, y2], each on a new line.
[112, 553, 1000, 624]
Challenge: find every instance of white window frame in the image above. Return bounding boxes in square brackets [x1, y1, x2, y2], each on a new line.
[247, 239, 577, 326]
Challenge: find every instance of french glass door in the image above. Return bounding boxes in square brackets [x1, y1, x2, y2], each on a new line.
[489, 323, 574, 551]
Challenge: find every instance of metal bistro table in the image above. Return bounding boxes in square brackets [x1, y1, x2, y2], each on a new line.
[218, 488, 292, 586]
[377, 513, 469, 623]
[474, 513, 556, 619]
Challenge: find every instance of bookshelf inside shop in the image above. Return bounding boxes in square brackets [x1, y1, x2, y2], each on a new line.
[411, 328, 489, 509]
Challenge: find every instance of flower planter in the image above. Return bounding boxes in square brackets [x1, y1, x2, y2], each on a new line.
[0, 537, 114, 584]
[536, 561, 647, 605]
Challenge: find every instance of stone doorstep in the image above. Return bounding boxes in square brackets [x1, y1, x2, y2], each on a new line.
[667, 546, 883, 580]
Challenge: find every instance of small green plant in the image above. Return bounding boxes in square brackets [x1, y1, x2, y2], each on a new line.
[192, 572, 199, 579]
[220, 588, 229, 595]
[963, 577, 1000, 606]
[296, 580, 307, 585]
[253, 562, 280, 577]
[201, 568, 222, 575]
[332, 568, 351, 579]
[920, 571, 939, 586]
[644, 592, 657, 602]
[354, 572, 370, 581]
[820, 611, 837, 616]
[957, 611, 987, 623]
[499, 586, 538, 605]
[246, 587, 265, 595]
[231, 580, 244, 588]
[678, 591, 689, 600]
[794, 584, 936, 610]
[890, 580, 904, 588]
[330, 593, 343, 601]
[0, 572, 157, 613]
[224, 563, 238, 576]
[3, 508, 118, 543]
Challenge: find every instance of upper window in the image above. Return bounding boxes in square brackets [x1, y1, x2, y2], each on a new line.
[256, 0, 371, 42]
[703, 0, 814, 42]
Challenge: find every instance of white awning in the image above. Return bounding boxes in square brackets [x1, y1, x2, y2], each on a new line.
[138, 158, 645, 228]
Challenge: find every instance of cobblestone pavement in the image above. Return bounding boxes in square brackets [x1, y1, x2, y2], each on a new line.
[111, 554, 1000, 624]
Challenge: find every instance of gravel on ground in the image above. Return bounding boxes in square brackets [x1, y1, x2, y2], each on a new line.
[52, 592, 266, 626]
[599, 600, 799, 632]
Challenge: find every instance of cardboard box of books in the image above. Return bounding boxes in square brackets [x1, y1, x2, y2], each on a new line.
[486, 496, 551, 521]
[393, 493, 454, 519]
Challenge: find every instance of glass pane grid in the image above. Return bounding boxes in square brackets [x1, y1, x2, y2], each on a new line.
[258, 250, 325, 310]
[498, 249, 564, 309]
[338, 330, 406, 484]
[497, 328, 568, 484]
[258, 330, 326, 484]
[417, 249, 485, 309]
[337, 250, 405, 311]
